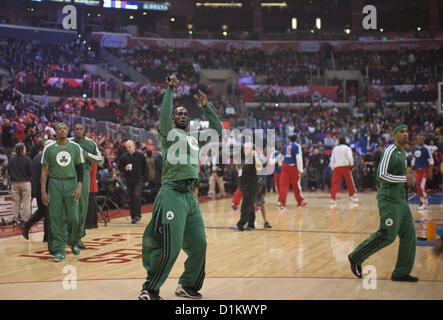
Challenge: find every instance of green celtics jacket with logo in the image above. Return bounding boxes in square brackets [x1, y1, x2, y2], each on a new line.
[376, 144, 407, 203]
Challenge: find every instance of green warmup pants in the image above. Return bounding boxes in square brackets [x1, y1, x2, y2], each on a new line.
[78, 170, 90, 239]
[349, 199, 416, 278]
[47, 178, 80, 256]
[141, 180, 206, 293]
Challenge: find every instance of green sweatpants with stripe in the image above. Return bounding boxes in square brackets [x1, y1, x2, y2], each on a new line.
[349, 199, 416, 278]
[47, 178, 80, 256]
[141, 180, 206, 293]
[78, 170, 90, 239]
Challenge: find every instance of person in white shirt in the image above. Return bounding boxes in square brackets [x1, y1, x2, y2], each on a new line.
[427, 140, 438, 155]
[40, 90, 50, 109]
[330, 137, 358, 206]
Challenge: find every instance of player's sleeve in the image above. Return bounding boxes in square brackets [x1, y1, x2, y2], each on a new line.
[158, 86, 174, 138]
[87, 140, 103, 163]
[378, 146, 406, 183]
[269, 151, 278, 165]
[295, 143, 303, 173]
[347, 147, 354, 167]
[330, 148, 335, 170]
[424, 147, 434, 165]
[203, 103, 223, 136]
[198, 103, 223, 148]
[75, 143, 85, 165]
[41, 143, 52, 165]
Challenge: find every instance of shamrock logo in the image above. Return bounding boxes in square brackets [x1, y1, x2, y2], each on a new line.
[56, 151, 72, 167]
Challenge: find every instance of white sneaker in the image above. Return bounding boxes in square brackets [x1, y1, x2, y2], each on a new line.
[330, 199, 337, 206]
[418, 204, 425, 210]
[350, 196, 359, 202]
[175, 284, 202, 299]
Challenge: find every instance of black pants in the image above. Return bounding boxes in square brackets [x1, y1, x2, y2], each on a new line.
[85, 193, 98, 229]
[24, 197, 49, 241]
[237, 182, 258, 229]
[127, 180, 144, 220]
[317, 168, 327, 189]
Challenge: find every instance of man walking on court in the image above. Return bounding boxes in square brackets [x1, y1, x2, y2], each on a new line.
[348, 125, 419, 282]
[21, 139, 53, 242]
[70, 123, 103, 248]
[330, 137, 358, 206]
[139, 75, 222, 300]
[118, 140, 149, 224]
[278, 135, 306, 210]
[41, 123, 84, 262]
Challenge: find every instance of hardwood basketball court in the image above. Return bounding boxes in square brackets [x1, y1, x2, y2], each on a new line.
[0, 191, 442, 300]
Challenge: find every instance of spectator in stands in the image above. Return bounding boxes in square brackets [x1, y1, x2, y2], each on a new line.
[0, 158, 8, 190]
[337, 84, 344, 103]
[8, 142, 32, 226]
[207, 149, 225, 199]
[15, 119, 26, 142]
[363, 149, 377, 190]
[427, 139, 438, 155]
[0, 147, 8, 165]
[351, 148, 363, 192]
[102, 166, 128, 209]
[40, 90, 50, 109]
[145, 149, 155, 189]
[1, 119, 13, 151]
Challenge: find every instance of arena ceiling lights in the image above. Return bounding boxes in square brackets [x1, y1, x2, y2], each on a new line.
[261, 2, 287, 7]
[195, 1, 287, 8]
[195, 2, 243, 7]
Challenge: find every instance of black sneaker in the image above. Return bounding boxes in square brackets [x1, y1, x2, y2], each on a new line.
[264, 221, 272, 229]
[348, 255, 362, 278]
[132, 216, 141, 224]
[139, 289, 163, 300]
[175, 284, 202, 299]
[391, 275, 419, 282]
[20, 223, 29, 240]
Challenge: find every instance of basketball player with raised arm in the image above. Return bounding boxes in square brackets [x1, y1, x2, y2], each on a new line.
[139, 75, 223, 300]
